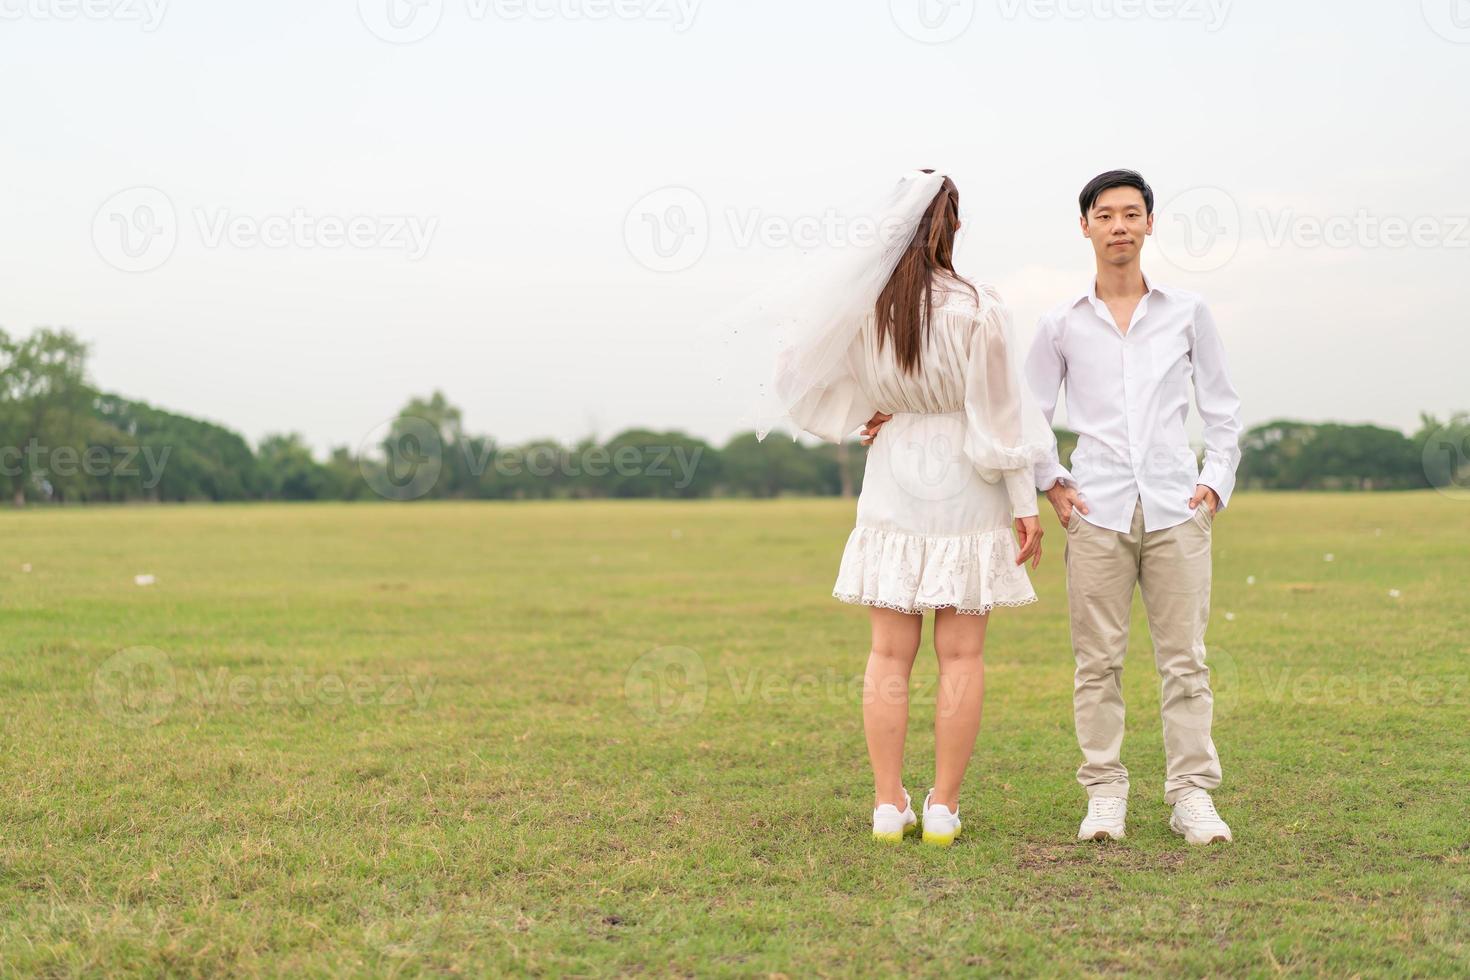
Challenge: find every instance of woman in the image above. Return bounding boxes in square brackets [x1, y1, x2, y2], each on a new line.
[754, 170, 1053, 845]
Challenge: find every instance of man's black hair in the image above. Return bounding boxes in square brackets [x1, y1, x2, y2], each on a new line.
[1079, 170, 1154, 217]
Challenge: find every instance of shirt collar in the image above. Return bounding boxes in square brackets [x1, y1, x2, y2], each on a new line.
[1073, 272, 1161, 319]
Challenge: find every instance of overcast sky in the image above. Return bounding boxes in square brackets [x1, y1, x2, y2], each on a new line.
[2, 0, 1467, 455]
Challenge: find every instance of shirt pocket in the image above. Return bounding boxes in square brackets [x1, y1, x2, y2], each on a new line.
[1150, 334, 1192, 397]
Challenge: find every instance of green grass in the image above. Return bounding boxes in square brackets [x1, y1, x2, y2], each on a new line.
[1, 493, 1466, 976]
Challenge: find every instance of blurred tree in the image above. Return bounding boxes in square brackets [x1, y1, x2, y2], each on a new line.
[379, 391, 466, 500]
[599, 429, 719, 499]
[0, 328, 93, 506]
[1241, 419, 1425, 490]
[1415, 412, 1470, 491]
[92, 394, 261, 502]
[257, 433, 329, 500]
[719, 432, 828, 497]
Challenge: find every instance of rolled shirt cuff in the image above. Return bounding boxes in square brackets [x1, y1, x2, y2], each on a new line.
[1197, 460, 1237, 511]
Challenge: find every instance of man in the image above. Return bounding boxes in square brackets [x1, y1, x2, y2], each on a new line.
[1026, 169, 1242, 845]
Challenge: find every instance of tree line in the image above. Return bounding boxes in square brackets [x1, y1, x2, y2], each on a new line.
[1, 328, 1464, 504]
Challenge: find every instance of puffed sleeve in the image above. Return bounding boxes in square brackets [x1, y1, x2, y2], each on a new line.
[962, 289, 1057, 518]
[774, 341, 876, 445]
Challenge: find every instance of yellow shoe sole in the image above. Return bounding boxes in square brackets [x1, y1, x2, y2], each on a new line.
[872, 822, 920, 843]
[921, 823, 961, 847]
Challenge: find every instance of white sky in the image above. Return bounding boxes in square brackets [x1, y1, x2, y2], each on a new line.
[2, 0, 1467, 454]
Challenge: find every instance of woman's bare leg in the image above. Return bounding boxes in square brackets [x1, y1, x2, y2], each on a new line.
[863, 606, 923, 808]
[930, 608, 988, 810]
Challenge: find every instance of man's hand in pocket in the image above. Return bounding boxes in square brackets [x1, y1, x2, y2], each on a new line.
[1045, 481, 1089, 527]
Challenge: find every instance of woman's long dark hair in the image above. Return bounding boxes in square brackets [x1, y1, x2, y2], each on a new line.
[873, 170, 976, 374]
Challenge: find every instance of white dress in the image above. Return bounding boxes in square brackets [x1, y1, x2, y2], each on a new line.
[785, 277, 1043, 616]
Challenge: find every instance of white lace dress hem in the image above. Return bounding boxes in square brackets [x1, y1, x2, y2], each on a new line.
[831, 524, 1037, 617]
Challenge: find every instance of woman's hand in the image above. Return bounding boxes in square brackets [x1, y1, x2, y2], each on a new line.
[1014, 516, 1043, 569]
[859, 412, 892, 446]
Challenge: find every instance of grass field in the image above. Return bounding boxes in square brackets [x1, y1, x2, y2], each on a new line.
[1, 493, 1467, 976]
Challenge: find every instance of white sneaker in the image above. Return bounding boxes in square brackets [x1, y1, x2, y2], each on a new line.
[1170, 791, 1233, 845]
[1078, 795, 1127, 841]
[920, 789, 962, 847]
[872, 788, 918, 842]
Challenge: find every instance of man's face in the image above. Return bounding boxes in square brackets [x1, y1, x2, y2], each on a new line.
[1081, 187, 1154, 267]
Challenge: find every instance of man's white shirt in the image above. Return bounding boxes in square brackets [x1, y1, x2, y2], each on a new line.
[1024, 275, 1243, 534]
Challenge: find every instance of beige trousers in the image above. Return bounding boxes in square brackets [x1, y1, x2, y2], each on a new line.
[1063, 499, 1222, 805]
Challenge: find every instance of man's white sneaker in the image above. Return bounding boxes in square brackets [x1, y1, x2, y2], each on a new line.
[1078, 795, 1127, 841]
[872, 788, 918, 842]
[1170, 791, 1233, 845]
[920, 789, 962, 847]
